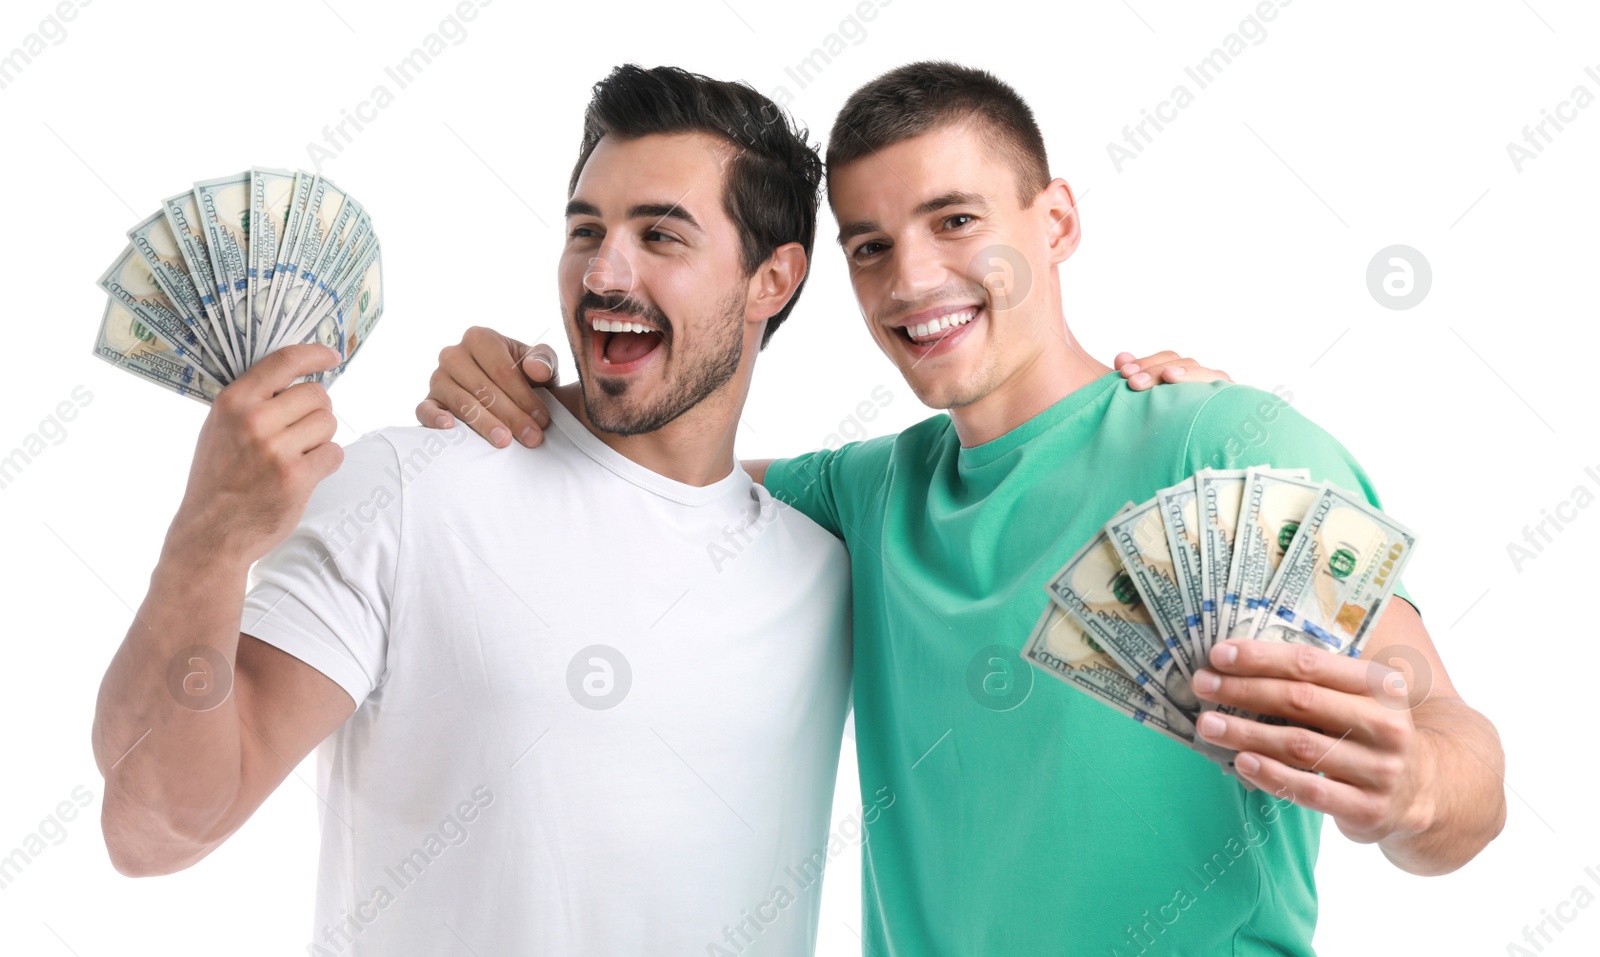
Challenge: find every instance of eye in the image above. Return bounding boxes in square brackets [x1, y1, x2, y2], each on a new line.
[644, 229, 680, 244]
[943, 213, 976, 230]
[852, 240, 887, 261]
[568, 224, 601, 240]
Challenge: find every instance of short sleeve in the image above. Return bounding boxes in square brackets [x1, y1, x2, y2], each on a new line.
[1182, 384, 1416, 611]
[240, 432, 403, 707]
[763, 436, 895, 540]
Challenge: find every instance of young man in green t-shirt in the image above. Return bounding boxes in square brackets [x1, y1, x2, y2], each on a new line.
[417, 62, 1503, 955]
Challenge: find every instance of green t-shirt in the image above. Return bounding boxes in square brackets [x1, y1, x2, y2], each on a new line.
[765, 373, 1409, 956]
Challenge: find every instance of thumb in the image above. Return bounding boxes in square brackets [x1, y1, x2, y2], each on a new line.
[522, 343, 560, 385]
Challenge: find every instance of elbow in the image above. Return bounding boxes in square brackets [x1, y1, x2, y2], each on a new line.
[100, 795, 221, 878]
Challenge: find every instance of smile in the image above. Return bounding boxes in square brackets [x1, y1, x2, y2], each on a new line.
[901, 307, 979, 344]
[588, 313, 665, 372]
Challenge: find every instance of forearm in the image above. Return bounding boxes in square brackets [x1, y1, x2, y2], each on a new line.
[1378, 696, 1506, 875]
[742, 458, 775, 486]
[92, 518, 250, 874]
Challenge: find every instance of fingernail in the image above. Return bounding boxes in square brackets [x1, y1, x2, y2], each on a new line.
[529, 355, 555, 377]
[1122, 362, 1140, 374]
[1192, 670, 1221, 694]
[534, 410, 551, 428]
[490, 427, 510, 447]
[1212, 643, 1238, 666]
[1169, 366, 1185, 377]
[1235, 753, 1261, 775]
[519, 426, 538, 447]
[1198, 712, 1226, 738]
[434, 414, 453, 429]
[1131, 373, 1150, 387]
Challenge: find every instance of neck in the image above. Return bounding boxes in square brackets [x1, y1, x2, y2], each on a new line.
[949, 319, 1112, 448]
[549, 378, 746, 487]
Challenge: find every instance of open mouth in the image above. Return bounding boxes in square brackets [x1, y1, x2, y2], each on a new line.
[588, 313, 665, 373]
[896, 307, 982, 354]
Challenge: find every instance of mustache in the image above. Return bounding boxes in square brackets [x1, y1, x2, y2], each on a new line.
[578, 291, 672, 342]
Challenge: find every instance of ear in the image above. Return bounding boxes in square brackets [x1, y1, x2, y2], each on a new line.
[1040, 178, 1081, 266]
[747, 241, 809, 326]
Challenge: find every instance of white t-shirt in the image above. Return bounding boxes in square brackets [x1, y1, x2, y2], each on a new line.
[240, 390, 852, 956]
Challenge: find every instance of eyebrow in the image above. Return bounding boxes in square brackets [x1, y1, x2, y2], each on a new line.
[835, 190, 991, 245]
[564, 199, 703, 232]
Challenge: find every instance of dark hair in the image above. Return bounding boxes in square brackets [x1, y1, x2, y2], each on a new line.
[568, 64, 823, 348]
[826, 61, 1051, 207]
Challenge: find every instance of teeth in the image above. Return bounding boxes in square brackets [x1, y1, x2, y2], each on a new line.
[906, 309, 978, 341]
[591, 317, 658, 335]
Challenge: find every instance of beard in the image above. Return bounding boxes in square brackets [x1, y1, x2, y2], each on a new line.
[575, 285, 746, 436]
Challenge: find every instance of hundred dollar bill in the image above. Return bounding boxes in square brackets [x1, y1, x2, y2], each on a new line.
[278, 210, 371, 353]
[248, 167, 298, 363]
[1104, 497, 1197, 680]
[193, 173, 253, 363]
[92, 300, 221, 405]
[319, 242, 384, 388]
[262, 170, 315, 345]
[1045, 523, 1199, 719]
[1022, 602, 1195, 746]
[270, 176, 348, 357]
[1219, 467, 1320, 643]
[1251, 484, 1417, 655]
[277, 228, 375, 359]
[1156, 477, 1206, 667]
[98, 246, 229, 385]
[278, 194, 364, 346]
[126, 211, 225, 374]
[161, 190, 237, 374]
[1196, 469, 1247, 657]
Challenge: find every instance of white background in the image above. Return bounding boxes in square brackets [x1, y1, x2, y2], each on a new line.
[0, 0, 1594, 953]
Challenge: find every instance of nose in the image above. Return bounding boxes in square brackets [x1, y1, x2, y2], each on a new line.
[885, 233, 944, 305]
[583, 239, 635, 298]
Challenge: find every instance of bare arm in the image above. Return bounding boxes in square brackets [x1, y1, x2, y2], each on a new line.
[92, 345, 357, 877]
[1191, 599, 1506, 875]
[413, 328, 1231, 451]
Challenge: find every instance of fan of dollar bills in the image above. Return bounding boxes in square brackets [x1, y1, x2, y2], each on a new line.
[93, 168, 384, 404]
[1023, 467, 1417, 767]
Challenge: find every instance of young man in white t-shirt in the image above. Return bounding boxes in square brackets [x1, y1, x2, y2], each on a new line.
[92, 65, 853, 955]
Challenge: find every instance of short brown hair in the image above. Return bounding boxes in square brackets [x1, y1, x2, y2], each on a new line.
[570, 64, 824, 348]
[825, 61, 1050, 207]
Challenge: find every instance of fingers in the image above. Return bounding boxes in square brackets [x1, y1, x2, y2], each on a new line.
[1118, 350, 1177, 390]
[1195, 710, 1402, 791]
[237, 344, 341, 399]
[428, 371, 517, 447]
[416, 398, 455, 430]
[280, 402, 339, 456]
[1192, 668, 1376, 739]
[1113, 352, 1137, 375]
[521, 342, 560, 385]
[1208, 639, 1375, 696]
[438, 328, 549, 447]
[258, 381, 333, 433]
[1229, 752, 1379, 832]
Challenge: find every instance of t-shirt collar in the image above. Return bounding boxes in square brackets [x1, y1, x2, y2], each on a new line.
[958, 371, 1124, 469]
[538, 387, 749, 507]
